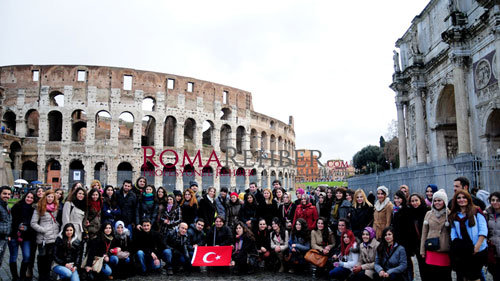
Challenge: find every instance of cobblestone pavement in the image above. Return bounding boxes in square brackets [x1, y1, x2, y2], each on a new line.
[0, 253, 493, 281]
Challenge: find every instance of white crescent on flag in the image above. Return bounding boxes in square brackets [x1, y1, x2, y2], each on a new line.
[202, 252, 216, 263]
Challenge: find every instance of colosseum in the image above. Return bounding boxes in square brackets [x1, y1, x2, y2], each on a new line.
[0, 65, 296, 192]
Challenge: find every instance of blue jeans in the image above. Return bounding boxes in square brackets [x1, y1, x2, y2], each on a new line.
[8, 239, 31, 263]
[53, 265, 80, 281]
[329, 266, 351, 280]
[126, 224, 133, 240]
[162, 249, 188, 269]
[100, 263, 112, 276]
[110, 255, 130, 265]
[136, 250, 161, 273]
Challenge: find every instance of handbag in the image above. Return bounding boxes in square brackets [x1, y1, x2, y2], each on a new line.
[91, 256, 104, 273]
[424, 237, 440, 251]
[304, 249, 328, 268]
[116, 251, 130, 260]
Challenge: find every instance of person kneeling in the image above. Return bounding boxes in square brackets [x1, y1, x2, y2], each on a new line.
[84, 223, 115, 279]
[286, 218, 311, 273]
[162, 222, 192, 275]
[52, 223, 82, 281]
[373, 227, 407, 281]
[330, 230, 359, 281]
[133, 219, 163, 275]
[230, 222, 257, 274]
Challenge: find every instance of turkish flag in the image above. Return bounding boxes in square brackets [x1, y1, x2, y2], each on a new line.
[191, 246, 232, 266]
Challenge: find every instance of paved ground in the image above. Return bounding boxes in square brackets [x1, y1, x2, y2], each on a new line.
[0, 253, 493, 281]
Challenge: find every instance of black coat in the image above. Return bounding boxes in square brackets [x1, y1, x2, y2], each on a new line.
[255, 229, 271, 250]
[9, 202, 35, 241]
[53, 236, 82, 267]
[136, 200, 158, 226]
[163, 228, 191, 257]
[85, 237, 117, 267]
[180, 203, 197, 226]
[278, 202, 296, 227]
[133, 230, 164, 257]
[350, 204, 374, 238]
[232, 234, 256, 265]
[391, 207, 413, 255]
[206, 225, 232, 246]
[198, 196, 217, 228]
[116, 189, 137, 226]
[188, 223, 206, 246]
[257, 200, 279, 226]
[239, 202, 258, 224]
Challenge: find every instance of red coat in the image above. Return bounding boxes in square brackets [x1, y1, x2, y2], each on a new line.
[293, 203, 318, 230]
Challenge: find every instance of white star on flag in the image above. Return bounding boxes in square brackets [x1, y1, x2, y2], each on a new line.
[216, 256, 221, 260]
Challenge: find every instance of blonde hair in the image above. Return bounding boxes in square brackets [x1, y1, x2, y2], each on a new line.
[262, 188, 273, 204]
[37, 190, 59, 216]
[181, 188, 198, 207]
[352, 189, 372, 208]
[90, 179, 102, 190]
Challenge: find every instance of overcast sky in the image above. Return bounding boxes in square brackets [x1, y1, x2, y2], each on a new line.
[0, 0, 430, 162]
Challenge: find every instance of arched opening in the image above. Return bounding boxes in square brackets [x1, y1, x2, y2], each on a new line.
[117, 162, 133, 186]
[270, 121, 275, 129]
[202, 121, 214, 146]
[141, 115, 156, 146]
[142, 97, 156, 111]
[261, 170, 268, 188]
[2, 111, 16, 135]
[278, 136, 283, 151]
[278, 171, 284, 189]
[236, 126, 245, 154]
[271, 170, 277, 184]
[48, 111, 62, 141]
[261, 131, 268, 151]
[284, 172, 289, 190]
[96, 111, 111, 140]
[182, 164, 195, 189]
[71, 110, 87, 142]
[435, 85, 458, 159]
[49, 91, 64, 107]
[236, 167, 246, 191]
[141, 161, 155, 185]
[9, 141, 21, 171]
[164, 116, 176, 147]
[486, 109, 500, 156]
[25, 109, 39, 137]
[220, 108, 231, 121]
[46, 159, 61, 188]
[220, 167, 231, 188]
[184, 118, 196, 144]
[94, 162, 107, 187]
[220, 124, 231, 153]
[202, 166, 214, 190]
[250, 129, 258, 151]
[69, 160, 85, 185]
[22, 161, 38, 184]
[270, 135, 276, 152]
[249, 168, 257, 186]
[162, 164, 176, 192]
[118, 112, 134, 140]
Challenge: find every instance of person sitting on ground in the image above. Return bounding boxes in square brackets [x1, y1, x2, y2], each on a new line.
[110, 221, 132, 279]
[52, 223, 82, 281]
[84, 222, 115, 279]
[348, 227, 379, 281]
[374, 226, 407, 281]
[254, 218, 271, 268]
[133, 219, 163, 275]
[330, 229, 359, 281]
[286, 218, 311, 273]
[188, 218, 206, 247]
[206, 216, 232, 246]
[270, 217, 289, 273]
[230, 221, 257, 274]
[162, 222, 191, 276]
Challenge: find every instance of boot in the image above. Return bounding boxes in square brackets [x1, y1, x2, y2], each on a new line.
[25, 263, 33, 281]
[20, 262, 29, 280]
[9, 262, 19, 281]
[277, 253, 285, 273]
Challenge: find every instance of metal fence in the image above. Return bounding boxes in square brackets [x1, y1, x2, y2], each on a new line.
[347, 154, 500, 196]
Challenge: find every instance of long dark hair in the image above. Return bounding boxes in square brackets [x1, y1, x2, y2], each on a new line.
[394, 190, 407, 208]
[100, 222, 114, 241]
[62, 223, 76, 246]
[377, 226, 397, 256]
[315, 217, 330, 246]
[292, 218, 310, 241]
[449, 190, 478, 227]
[103, 186, 118, 208]
[69, 187, 87, 211]
[271, 217, 286, 241]
[234, 221, 255, 241]
[14, 191, 35, 208]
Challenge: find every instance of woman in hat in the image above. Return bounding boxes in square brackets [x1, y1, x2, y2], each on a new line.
[227, 192, 241, 228]
[373, 186, 393, 240]
[348, 227, 379, 281]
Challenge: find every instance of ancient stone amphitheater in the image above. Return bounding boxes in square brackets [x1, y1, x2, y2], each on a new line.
[0, 65, 296, 192]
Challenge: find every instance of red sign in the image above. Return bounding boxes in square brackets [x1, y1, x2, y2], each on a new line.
[191, 246, 232, 266]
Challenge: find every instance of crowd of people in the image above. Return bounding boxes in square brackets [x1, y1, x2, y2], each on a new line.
[0, 176, 497, 281]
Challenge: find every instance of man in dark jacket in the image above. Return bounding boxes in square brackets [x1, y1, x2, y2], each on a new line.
[245, 182, 264, 204]
[0, 186, 11, 268]
[198, 187, 218, 230]
[162, 222, 191, 275]
[449, 176, 486, 210]
[188, 219, 206, 247]
[133, 219, 163, 275]
[116, 180, 138, 236]
[215, 187, 229, 221]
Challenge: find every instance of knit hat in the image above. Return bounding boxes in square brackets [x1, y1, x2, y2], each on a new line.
[432, 189, 450, 227]
[296, 188, 305, 195]
[427, 184, 438, 193]
[363, 226, 376, 241]
[189, 180, 198, 187]
[230, 192, 238, 198]
[377, 186, 389, 196]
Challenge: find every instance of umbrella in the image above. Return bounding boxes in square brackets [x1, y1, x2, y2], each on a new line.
[14, 179, 28, 185]
[30, 181, 42, 185]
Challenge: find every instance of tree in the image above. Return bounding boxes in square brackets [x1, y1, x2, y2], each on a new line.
[353, 145, 385, 174]
[379, 136, 386, 148]
[384, 137, 399, 169]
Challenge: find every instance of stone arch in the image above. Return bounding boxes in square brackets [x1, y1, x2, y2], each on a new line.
[49, 91, 64, 107]
[162, 164, 176, 192]
[71, 110, 87, 142]
[95, 111, 111, 140]
[69, 159, 85, 185]
[202, 120, 214, 146]
[22, 161, 38, 183]
[250, 129, 258, 151]
[48, 110, 63, 141]
[2, 111, 16, 135]
[261, 131, 268, 151]
[184, 118, 196, 144]
[9, 141, 21, 171]
[235, 167, 246, 191]
[270, 134, 276, 152]
[220, 166, 231, 188]
[221, 108, 232, 121]
[249, 168, 257, 185]
[278, 136, 283, 151]
[117, 162, 133, 185]
[25, 109, 39, 137]
[182, 164, 195, 189]
[142, 97, 156, 111]
[140, 161, 155, 185]
[220, 124, 232, 153]
[236, 126, 245, 154]
[261, 169, 268, 188]
[270, 170, 277, 184]
[141, 115, 156, 146]
[270, 120, 275, 129]
[164, 116, 176, 146]
[46, 159, 61, 188]
[118, 112, 134, 140]
[202, 166, 214, 190]
[94, 162, 107, 186]
[284, 172, 289, 190]
[485, 108, 500, 156]
[435, 85, 458, 159]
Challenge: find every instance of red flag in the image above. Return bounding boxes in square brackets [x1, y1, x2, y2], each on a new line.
[191, 246, 232, 266]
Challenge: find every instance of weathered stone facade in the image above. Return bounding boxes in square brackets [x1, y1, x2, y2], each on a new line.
[0, 65, 296, 191]
[391, 0, 500, 167]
